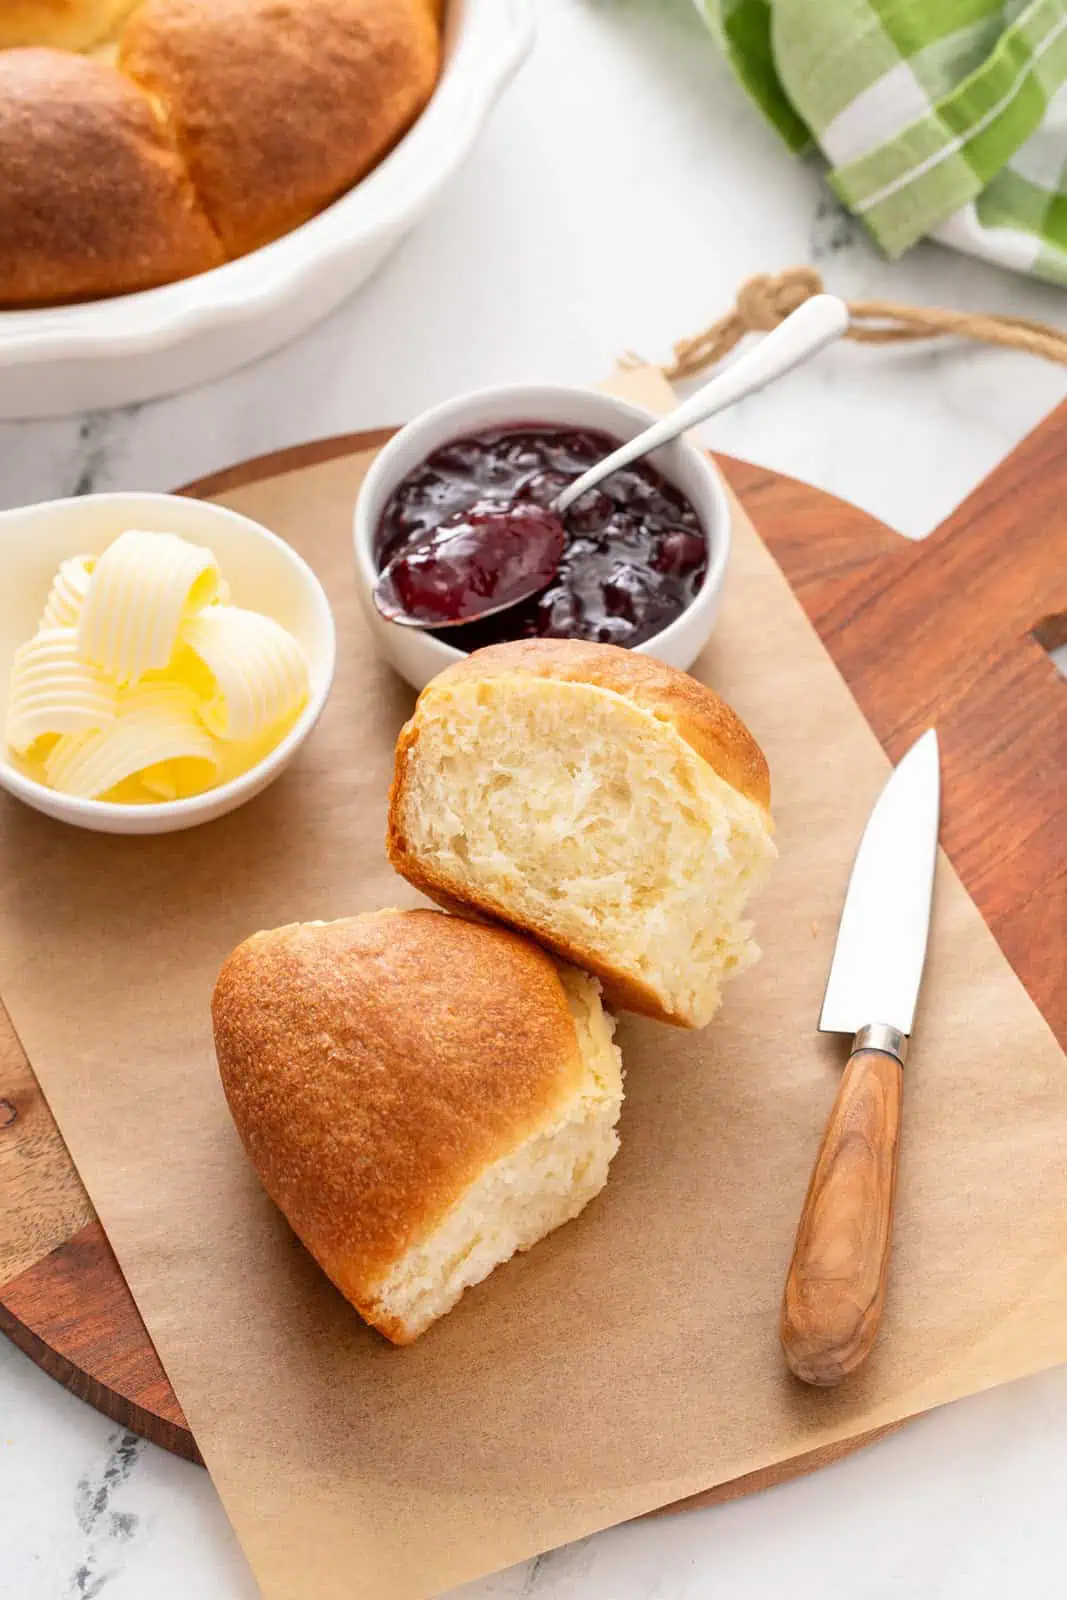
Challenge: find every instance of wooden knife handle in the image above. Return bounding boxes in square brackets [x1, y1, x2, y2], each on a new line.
[780, 1046, 903, 1387]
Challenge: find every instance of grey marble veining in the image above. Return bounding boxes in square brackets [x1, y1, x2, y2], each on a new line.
[69, 1433, 145, 1598]
[2, 1, 1066, 1596]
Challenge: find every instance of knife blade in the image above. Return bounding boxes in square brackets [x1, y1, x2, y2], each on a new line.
[780, 728, 941, 1387]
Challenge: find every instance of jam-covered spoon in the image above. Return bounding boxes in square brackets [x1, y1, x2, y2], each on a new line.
[373, 499, 567, 628]
[374, 294, 848, 629]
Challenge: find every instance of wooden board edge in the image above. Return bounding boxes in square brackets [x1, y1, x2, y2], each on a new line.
[0, 1222, 200, 1464]
[180, 428, 397, 500]
[649, 1423, 906, 1516]
[0, 1299, 200, 1465]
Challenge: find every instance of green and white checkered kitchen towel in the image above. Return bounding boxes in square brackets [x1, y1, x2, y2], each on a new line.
[696, 0, 1067, 284]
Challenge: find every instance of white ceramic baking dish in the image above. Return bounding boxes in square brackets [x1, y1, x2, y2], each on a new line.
[0, 0, 533, 420]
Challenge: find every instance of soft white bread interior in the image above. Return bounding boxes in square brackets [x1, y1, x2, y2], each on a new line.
[212, 909, 623, 1344]
[388, 640, 776, 1030]
[372, 962, 621, 1339]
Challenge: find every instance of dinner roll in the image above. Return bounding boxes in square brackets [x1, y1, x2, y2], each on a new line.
[119, 0, 440, 258]
[213, 909, 623, 1344]
[0, 48, 225, 305]
[388, 640, 775, 1030]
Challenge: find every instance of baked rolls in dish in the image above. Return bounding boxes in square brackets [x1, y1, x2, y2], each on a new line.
[0, 0, 440, 305]
[213, 909, 623, 1344]
[388, 640, 775, 1029]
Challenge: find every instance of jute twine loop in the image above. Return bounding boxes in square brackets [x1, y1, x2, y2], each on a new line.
[644, 265, 1067, 383]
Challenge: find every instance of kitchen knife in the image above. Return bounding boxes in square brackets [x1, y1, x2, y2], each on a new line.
[780, 728, 941, 1387]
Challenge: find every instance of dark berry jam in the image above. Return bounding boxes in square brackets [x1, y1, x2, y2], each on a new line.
[374, 424, 707, 649]
[375, 499, 565, 626]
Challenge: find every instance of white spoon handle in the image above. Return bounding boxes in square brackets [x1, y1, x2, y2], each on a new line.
[555, 294, 850, 514]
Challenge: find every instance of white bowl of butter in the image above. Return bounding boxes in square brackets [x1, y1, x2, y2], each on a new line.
[0, 493, 335, 834]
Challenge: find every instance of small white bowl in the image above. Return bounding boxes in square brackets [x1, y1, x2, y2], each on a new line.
[352, 383, 731, 691]
[0, 493, 335, 834]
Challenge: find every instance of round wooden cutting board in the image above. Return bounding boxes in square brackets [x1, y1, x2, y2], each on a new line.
[1, 413, 1064, 1508]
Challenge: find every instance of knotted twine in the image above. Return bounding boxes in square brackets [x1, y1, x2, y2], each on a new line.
[632, 265, 1067, 382]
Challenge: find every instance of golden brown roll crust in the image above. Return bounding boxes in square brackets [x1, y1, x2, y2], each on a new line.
[212, 910, 585, 1323]
[397, 639, 772, 812]
[0, 48, 225, 306]
[119, 0, 441, 258]
[0, 0, 140, 52]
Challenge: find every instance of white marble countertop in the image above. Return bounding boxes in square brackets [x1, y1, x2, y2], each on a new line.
[2, 1, 1066, 1595]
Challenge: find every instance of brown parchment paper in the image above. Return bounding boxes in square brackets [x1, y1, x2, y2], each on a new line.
[2, 374, 1066, 1600]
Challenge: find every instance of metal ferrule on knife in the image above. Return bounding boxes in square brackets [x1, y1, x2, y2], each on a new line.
[852, 1023, 909, 1065]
